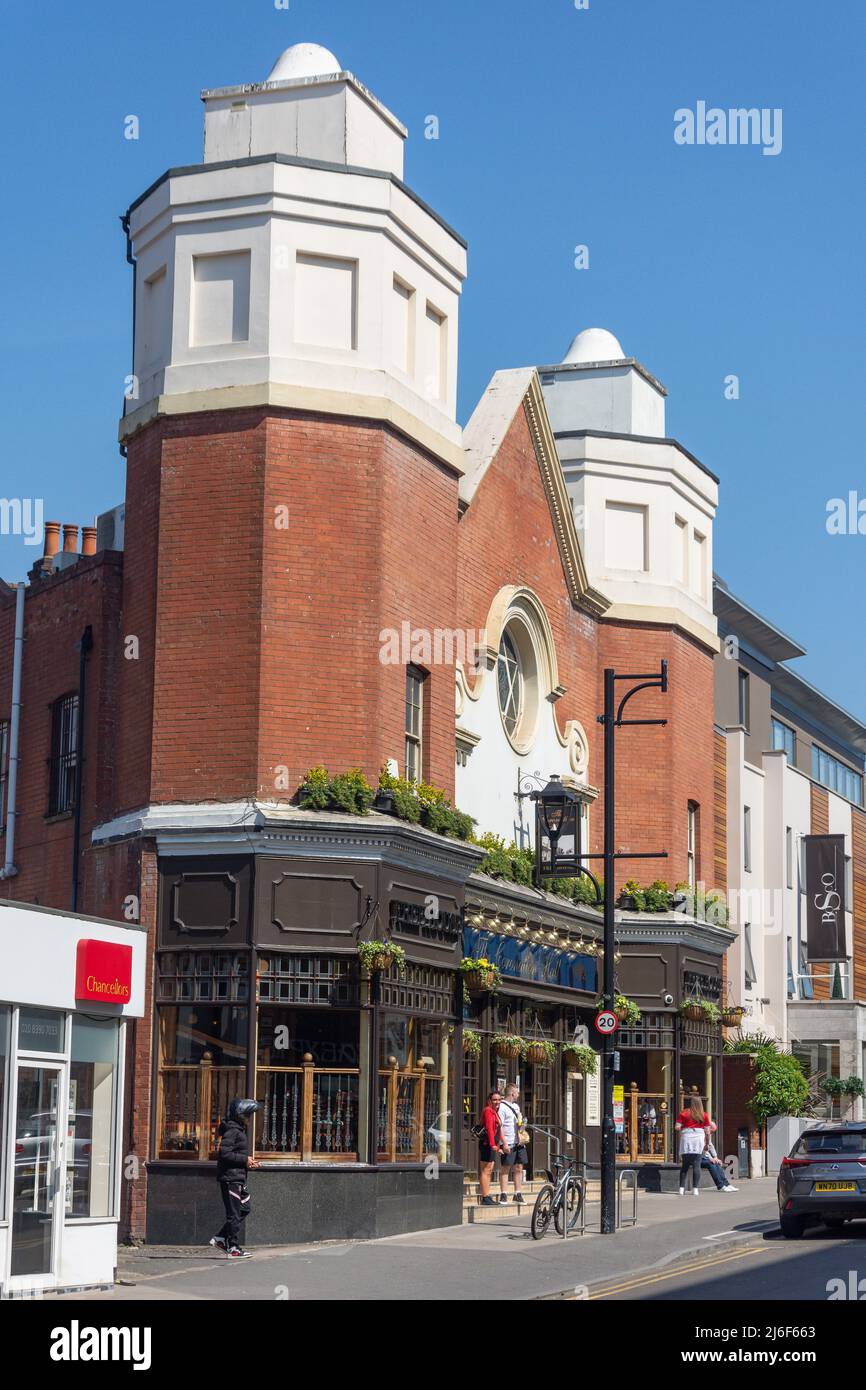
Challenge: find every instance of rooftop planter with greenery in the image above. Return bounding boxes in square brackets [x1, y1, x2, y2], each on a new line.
[297, 765, 475, 840]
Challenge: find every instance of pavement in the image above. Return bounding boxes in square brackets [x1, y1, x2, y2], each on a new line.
[55, 1177, 788, 1302]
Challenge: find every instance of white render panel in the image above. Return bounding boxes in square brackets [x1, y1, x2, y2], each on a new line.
[126, 156, 465, 443]
[0, 904, 146, 1017]
[190, 250, 251, 346]
[294, 253, 357, 350]
[604, 501, 647, 571]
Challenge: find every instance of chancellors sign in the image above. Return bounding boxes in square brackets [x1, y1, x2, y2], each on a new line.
[465, 928, 598, 993]
[804, 834, 847, 963]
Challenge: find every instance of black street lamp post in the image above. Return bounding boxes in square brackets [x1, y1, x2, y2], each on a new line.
[529, 662, 670, 1235]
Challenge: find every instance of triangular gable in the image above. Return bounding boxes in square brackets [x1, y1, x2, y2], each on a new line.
[461, 368, 610, 617]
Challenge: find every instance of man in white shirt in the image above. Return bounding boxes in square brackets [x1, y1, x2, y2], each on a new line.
[498, 1082, 527, 1204]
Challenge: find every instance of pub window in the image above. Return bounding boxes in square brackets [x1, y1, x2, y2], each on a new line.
[156, 952, 249, 1159]
[377, 1014, 453, 1165]
[687, 802, 698, 890]
[405, 665, 425, 782]
[738, 669, 750, 732]
[48, 693, 78, 816]
[743, 805, 752, 874]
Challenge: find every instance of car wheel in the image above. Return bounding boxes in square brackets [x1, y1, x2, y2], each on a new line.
[779, 1212, 807, 1239]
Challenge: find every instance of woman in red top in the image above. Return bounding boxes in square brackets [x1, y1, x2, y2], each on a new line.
[478, 1091, 509, 1207]
[675, 1095, 711, 1195]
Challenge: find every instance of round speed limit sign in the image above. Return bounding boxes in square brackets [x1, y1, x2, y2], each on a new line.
[594, 1009, 619, 1036]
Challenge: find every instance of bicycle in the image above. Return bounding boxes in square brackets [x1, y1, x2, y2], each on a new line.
[530, 1153, 584, 1239]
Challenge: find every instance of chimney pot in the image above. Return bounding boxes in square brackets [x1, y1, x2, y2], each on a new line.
[44, 521, 61, 557]
[81, 526, 97, 557]
[62, 524, 79, 554]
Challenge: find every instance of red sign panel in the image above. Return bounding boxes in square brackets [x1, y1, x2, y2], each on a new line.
[75, 938, 133, 1004]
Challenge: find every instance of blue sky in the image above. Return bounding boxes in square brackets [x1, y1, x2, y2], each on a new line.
[1, 1, 863, 718]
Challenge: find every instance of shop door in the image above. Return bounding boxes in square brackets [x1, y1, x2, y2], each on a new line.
[9, 1062, 66, 1287]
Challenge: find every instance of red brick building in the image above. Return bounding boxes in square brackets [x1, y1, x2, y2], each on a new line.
[0, 44, 734, 1239]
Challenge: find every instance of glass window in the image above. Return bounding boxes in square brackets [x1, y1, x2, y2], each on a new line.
[812, 743, 864, 806]
[156, 1004, 247, 1158]
[497, 630, 522, 738]
[771, 717, 796, 762]
[738, 670, 750, 731]
[687, 802, 698, 890]
[255, 1008, 361, 1159]
[743, 923, 757, 988]
[377, 1016, 453, 1164]
[743, 806, 752, 873]
[48, 693, 79, 816]
[405, 666, 424, 783]
[18, 1008, 65, 1054]
[68, 1017, 119, 1218]
[791, 1042, 839, 1118]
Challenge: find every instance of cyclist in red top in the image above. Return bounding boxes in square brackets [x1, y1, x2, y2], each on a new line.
[675, 1095, 711, 1195]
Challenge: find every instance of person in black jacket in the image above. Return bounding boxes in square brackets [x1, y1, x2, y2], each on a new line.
[209, 1098, 261, 1258]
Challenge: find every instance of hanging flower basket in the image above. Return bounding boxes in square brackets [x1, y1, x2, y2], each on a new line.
[492, 1033, 525, 1062]
[682, 1004, 706, 1022]
[721, 1005, 746, 1027]
[358, 940, 406, 976]
[460, 957, 501, 996]
[562, 1044, 599, 1075]
[525, 1039, 557, 1066]
[462, 1028, 482, 1059]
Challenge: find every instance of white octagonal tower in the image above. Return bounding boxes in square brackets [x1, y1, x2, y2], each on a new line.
[539, 329, 719, 651]
[122, 43, 467, 472]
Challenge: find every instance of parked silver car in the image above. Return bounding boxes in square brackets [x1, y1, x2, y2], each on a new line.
[777, 1121, 866, 1238]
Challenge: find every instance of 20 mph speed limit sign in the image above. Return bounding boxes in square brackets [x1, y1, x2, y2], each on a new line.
[594, 1010, 619, 1035]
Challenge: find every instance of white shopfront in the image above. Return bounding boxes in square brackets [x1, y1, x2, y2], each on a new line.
[0, 901, 145, 1297]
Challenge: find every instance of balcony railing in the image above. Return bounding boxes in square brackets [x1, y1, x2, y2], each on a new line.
[157, 1061, 246, 1159]
[377, 1062, 445, 1163]
[256, 1062, 360, 1160]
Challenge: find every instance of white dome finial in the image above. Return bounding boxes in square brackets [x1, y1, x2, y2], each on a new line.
[267, 43, 342, 83]
[562, 327, 625, 365]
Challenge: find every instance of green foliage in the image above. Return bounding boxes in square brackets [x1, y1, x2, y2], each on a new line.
[473, 833, 535, 885]
[562, 1043, 598, 1075]
[357, 940, 406, 976]
[843, 1076, 865, 1098]
[491, 1032, 526, 1058]
[299, 766, 374, 815]
[821, 1077, 845, 1099]
[682, 996, 721, 1025]
[376, 766, 475, 839]
[462, 1028, 482, 1059]
[297, 765, 331, 810]
[750, 1049, 810, 1125]
[525, 1038, 558, 1064]
[723, 1029, 779, 1054]
[329, 768, 375, 815]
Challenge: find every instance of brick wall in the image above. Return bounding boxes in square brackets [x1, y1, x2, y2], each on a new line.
[0, 554, 123, 912]
[122, 408, 461, 805]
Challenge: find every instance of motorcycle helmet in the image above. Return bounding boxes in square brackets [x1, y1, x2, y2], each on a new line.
[227, 1098, 261, 1122]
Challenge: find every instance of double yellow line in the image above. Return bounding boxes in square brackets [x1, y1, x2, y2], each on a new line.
[586, 1240, 769, 1299]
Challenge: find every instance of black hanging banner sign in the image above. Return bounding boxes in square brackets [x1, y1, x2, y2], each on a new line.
[804, 834, 847, 963]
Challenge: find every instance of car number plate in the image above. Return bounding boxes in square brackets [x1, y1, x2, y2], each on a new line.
[814, 1181, 856, 1192]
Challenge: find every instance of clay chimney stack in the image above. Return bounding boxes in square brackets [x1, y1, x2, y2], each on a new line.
[81, 526, 97, 557]
[62, 524, 79, 554]
[44, 520, 61, 558]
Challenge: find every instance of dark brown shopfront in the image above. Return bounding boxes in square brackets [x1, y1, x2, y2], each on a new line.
[145, 829, 481, 1245]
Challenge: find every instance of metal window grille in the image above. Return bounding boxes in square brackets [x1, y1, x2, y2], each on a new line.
[48, 694, 78, 816]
